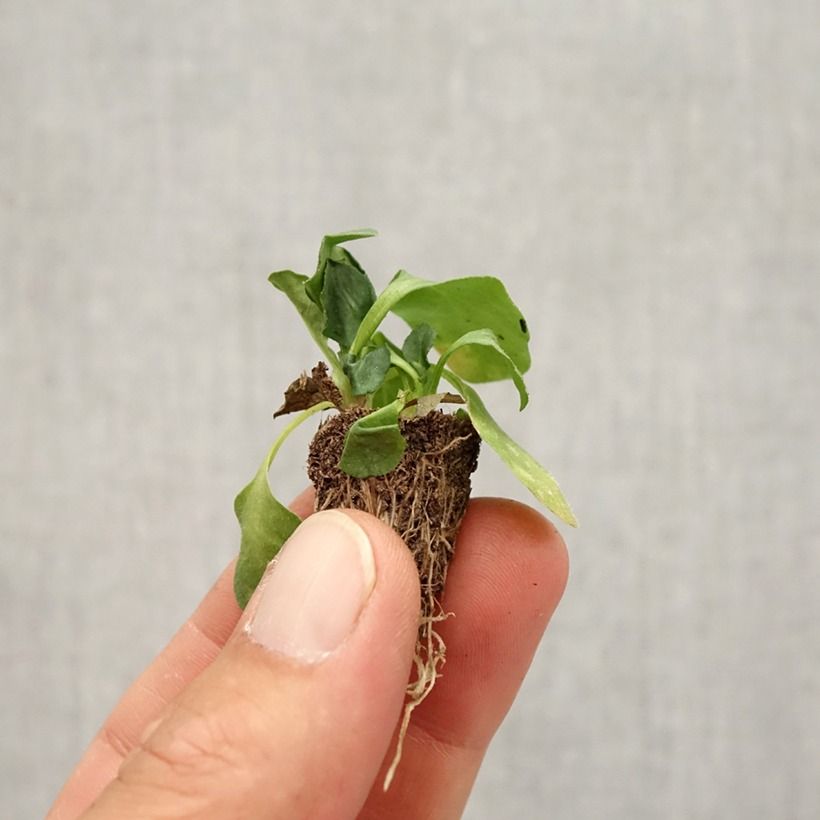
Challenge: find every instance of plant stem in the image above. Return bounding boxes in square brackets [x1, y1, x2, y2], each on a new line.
[267, 401, 334, 466]
[389, 351, 421, 387]
[349, 270, 431, 357]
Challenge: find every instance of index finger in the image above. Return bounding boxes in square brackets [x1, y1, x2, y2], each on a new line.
[360, 497, 569, 819]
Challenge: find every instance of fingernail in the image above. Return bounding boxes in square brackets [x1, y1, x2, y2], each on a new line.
[247, 510, 376, 662]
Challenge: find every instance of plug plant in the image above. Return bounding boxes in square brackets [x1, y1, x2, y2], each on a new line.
[234, 229, 576, 784]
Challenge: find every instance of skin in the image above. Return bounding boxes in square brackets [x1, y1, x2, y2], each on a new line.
[48, 492, 568, 820]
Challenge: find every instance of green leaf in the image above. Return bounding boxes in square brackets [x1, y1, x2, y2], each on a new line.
[306, 229, 377, 305]
[322, 259, 377, 350]
[339, 399, 407, 477]
[401, 323, 435, 375]
[428, 328, 529, 410]
[363, 333, 420, 398]
[233, 401, 333, 607]
[268, 269, 343, 375]
[344, 345, 391, 395]
[443, 371, 577, 527]
[349, 270, 434, 356]
[393, 277, 531, 382]
[370, 365, 404, 407]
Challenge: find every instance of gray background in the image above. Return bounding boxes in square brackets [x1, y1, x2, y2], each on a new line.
[2, 2, 818, 818]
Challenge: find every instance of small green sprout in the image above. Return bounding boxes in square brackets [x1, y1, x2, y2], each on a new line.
[234, 230, 576, 608]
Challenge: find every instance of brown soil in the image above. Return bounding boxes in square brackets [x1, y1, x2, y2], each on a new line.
[307, 406, 480, 785]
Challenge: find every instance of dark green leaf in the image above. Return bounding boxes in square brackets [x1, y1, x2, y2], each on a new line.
[233, 402, 333, 607]
[444, 371, 577, 526]
[339, 399, 407, 477]
[401, 323, 435, 375]
[427, 328, 529, 410]
[344, 345, 391, 395]
[393, 277, 531, 382]
[306, 229, 377, 305]
[322, 259, 377, 350]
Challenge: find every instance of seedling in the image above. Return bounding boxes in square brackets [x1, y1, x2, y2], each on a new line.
[234, 229, 576, 784]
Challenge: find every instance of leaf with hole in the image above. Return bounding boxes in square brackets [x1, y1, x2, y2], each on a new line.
[393, 277, 531, 382]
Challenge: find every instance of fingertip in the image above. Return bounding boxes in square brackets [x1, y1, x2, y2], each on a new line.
[459, 497, 570, 598]
[463, 496, 564, 543]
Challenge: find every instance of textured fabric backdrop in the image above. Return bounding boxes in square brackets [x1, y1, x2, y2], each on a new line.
[2, 2, 818, 818]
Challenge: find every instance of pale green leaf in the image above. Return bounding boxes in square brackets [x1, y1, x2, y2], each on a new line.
[415, 392, 445, 416]
[394, 277, 531, 382]
[428, 328, 529, 410]
[444, 371, 577, 526]
[268, 269, 342, 375]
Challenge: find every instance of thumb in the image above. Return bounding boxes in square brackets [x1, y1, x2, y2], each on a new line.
[82, 510, 420, 820]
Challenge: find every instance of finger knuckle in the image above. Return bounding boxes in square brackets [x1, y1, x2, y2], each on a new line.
[132, 697, 258, 797]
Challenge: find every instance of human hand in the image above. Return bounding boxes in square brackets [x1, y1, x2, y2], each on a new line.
[48, 493, 568, 819]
